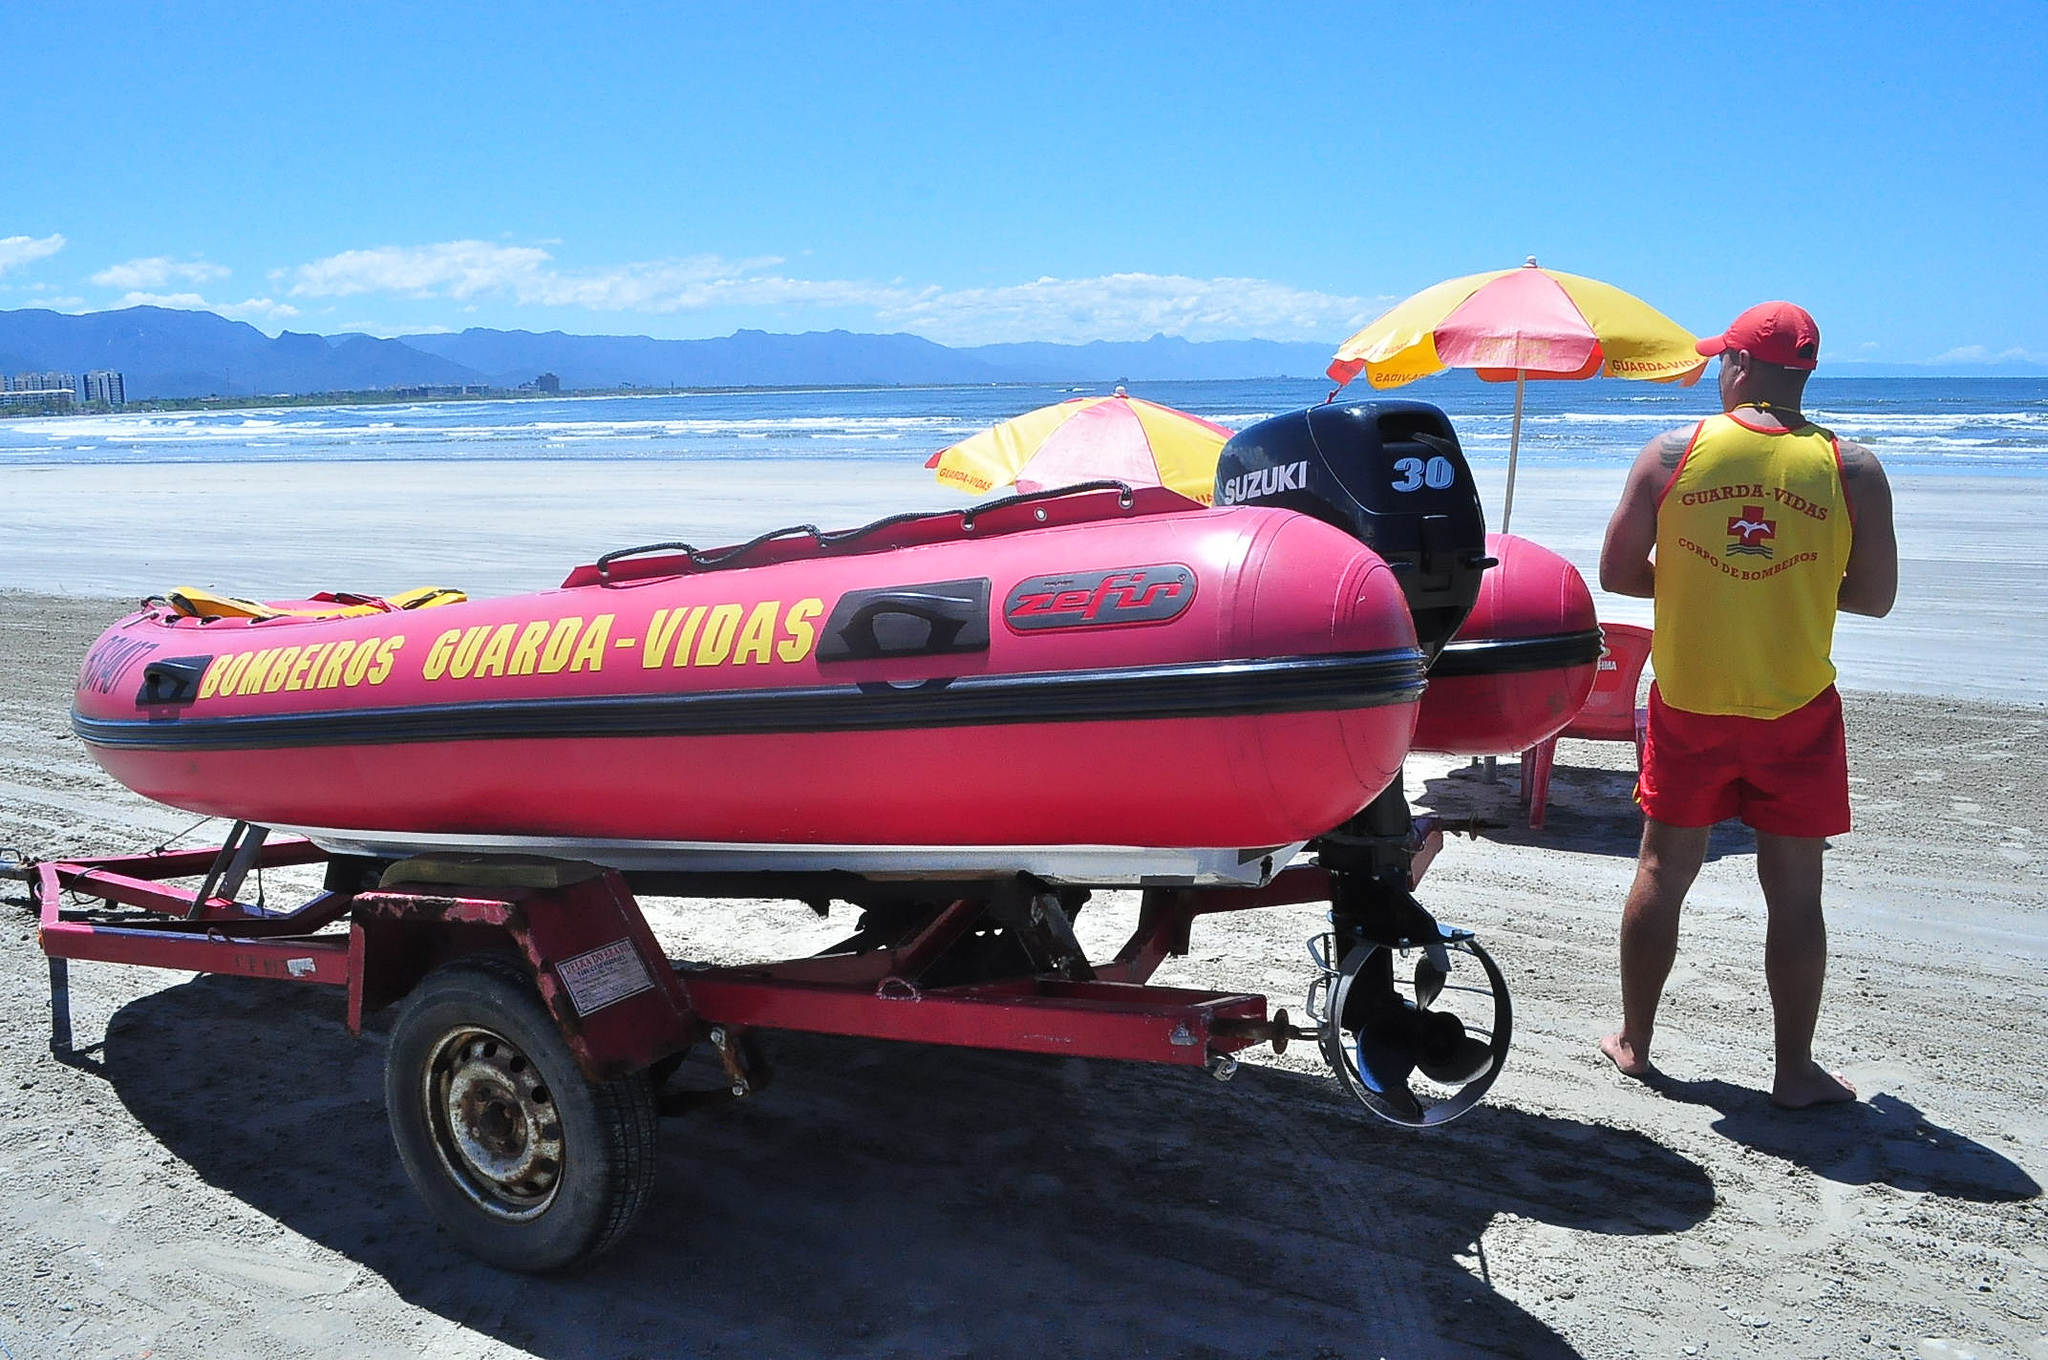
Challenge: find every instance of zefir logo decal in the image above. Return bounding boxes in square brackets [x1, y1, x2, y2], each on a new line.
[1003, 565, 1196, 631]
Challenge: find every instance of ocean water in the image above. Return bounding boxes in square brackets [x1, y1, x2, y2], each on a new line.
[1, 374, 2043, 478]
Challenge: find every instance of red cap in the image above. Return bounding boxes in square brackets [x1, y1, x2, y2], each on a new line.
[1696, 301, 1820, 370]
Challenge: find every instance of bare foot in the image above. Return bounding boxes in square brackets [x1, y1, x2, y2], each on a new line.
[1600, 1032, 1654, 1078]
[1771, 1061, 1858, 1109]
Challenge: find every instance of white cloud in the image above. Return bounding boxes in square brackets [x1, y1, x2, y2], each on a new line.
[0, 233, 66, 274]
[1924, 344, 2048, 366]
[115, 292, 301, 326]
[342, 323, 456, 337]
[281, 239, 894, 316]
[880, 272, 1390, 346]
[283, 241, 557, 299]
[279, 239, 1380, 344]
[91, 256, 231, 289]
[540, 262, 908, 315]
[116, 291, 213, 311]
[217, 297, 301, 323]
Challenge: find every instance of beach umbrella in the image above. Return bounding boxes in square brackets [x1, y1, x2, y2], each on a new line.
[925, 388, 1234, 506]
[1327, 259, 1706, 531]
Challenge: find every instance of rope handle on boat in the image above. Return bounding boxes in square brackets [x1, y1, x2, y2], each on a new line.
[594, 480, 1138, 582]
[595, 524, 825, 582]
[959, 480, 1133, 531]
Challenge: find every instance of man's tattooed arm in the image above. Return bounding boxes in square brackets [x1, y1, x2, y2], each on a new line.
[1658, 426, 1693, 470]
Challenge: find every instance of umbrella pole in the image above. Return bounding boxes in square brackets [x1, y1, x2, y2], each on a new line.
[1501, 369, 1526, 534]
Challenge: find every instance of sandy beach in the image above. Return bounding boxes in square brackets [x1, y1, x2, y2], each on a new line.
[1, 460, 2043, 1358]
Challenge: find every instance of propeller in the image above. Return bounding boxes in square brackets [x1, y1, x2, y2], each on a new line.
[1413, 954, 1447, 1007]
[1314, 932, 1512, 1127]
[1415, 1008, 1498, 1086]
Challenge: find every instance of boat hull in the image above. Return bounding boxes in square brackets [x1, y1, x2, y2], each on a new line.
[1411, 533, 1601, 755]
[74, 490, 1426, 876]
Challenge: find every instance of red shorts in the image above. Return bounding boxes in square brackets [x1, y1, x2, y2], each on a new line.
[1637, 684, 1850, 837]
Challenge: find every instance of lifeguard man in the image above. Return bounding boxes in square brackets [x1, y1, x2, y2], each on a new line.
[1596, 301, 1898, 1108]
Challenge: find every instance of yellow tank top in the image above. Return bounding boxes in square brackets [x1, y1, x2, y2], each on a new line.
[1653, 411, 1853, 717]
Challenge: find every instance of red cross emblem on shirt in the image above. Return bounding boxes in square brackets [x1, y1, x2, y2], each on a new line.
[1726, 505, 1776, 556]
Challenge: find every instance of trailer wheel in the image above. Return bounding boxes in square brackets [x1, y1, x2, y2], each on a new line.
[384, 956, 658, 1272]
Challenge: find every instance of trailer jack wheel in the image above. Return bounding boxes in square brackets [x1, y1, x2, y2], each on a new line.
[1307, 933, 1512, 1127]
[385, 957, 658, 1272]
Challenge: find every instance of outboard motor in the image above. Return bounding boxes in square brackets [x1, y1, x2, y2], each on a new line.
[1216, 400, 1511, 1128]
[1215, 399, 1492, 658]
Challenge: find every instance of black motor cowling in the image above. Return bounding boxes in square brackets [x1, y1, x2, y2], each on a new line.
[1214, 400, 1489, 657]
[1223, 401, 1508, 1128]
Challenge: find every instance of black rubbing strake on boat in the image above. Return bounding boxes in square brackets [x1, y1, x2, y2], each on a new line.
[72, 648, 1429, 752]
[1425, 629, 1604, 679]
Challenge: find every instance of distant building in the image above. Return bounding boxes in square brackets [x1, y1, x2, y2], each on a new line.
[386, 384, 493, 399]
[81, 370, 125, 406]
[1, 372, 76, 413]
[534, 372, 560, 393]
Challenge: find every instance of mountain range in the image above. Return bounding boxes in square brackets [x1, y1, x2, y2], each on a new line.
[0, 306, 1341, 399]
[2, 305, 2042, 400]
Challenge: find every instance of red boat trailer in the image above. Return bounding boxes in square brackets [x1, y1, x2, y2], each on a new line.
[19, 819, 1512, 1272]
[30, 827, 1314, 1074]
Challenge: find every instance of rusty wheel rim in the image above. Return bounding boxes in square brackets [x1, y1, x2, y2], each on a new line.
[421, 1025, 565, 1221]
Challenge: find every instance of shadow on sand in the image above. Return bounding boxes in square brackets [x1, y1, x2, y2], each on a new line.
[1641, 1076, 2040, 1201]
[1416, 761, 1756, 863]
[82, 972, 1722, 1359]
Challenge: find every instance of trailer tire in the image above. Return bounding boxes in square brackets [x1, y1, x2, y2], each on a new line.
[384, 955, 658, 1272]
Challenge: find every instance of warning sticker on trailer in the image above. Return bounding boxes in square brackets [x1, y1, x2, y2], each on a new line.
[554, 939, 656, 1016]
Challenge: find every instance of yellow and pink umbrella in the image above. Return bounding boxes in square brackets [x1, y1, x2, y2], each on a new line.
[1328, 259, 1705, 530]
[925, 388, 1234, 506]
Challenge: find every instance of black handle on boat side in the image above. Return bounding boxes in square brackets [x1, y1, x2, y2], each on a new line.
[819, 579, 992, 662]
[136, 656, 213, 707]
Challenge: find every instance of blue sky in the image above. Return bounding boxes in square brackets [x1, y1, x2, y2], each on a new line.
[6, 1, 2044, 365]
